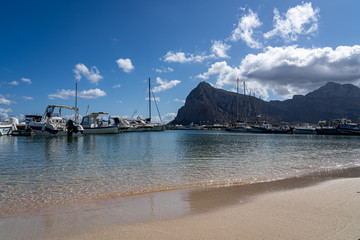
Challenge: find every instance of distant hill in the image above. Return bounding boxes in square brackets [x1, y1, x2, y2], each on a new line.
[171, 82, 360, 125]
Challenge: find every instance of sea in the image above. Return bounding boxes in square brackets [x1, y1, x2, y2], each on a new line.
[1, 130, 360, 217]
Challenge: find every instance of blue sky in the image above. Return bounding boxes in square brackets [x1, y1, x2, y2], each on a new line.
[1, 0, 360, 122]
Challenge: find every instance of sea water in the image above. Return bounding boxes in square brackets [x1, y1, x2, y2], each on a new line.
[1, 130, 360, 216]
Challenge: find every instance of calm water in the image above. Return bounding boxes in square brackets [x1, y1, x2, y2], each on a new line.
[1, 130, 360, 216]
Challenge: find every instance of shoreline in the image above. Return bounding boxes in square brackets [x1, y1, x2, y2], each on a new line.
[1, 167, 360, 239]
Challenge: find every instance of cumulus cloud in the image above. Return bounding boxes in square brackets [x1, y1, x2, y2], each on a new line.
[264, 2, 320, 42]
[145, 97, 160, 102]
[9, 81, 19, 86]
[21, 78, 32, 84]
[112, 84, 121, 88]
[229, 9, 262, 49]
[22, 96, 34, 100]
[238, 45, 360, 97]
[211, 40, 231, 58]
[198, 45, 360, 99]
[73, 63, 103, 85]
[196, 61, 242, 88]
[152, 77, 181, 93]
[116, 58, 135, 73]
[48, 88, 106, 100]
[0, 96, 12, 105]
[150, 113, 177, 123]
[0, 108, 12, 119]
[155, 66, 174, 73]
[163, 51, 213, 63]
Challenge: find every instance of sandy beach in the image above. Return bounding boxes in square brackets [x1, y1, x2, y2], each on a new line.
[2, 171, 360, 240]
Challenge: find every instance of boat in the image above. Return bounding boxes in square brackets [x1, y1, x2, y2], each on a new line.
[111, 117, 131, 132]
[293, 123, 316, 134]
[28, 105, 84, 136]
[248, 123, 293, 134]
[145, 77, 165, 131]
[338, 123, 360, 135]
[228, 122, 252, 132]
[249, 123, 273, 133]
[81, 112, 119, 134]
[0, 117, 19, 136]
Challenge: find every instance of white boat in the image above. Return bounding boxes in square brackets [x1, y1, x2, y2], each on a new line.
[28, 105, 84, 136]
[81, 112, 119, 134]
[293, 123, 316, 134]
[0, 117, 20, 136]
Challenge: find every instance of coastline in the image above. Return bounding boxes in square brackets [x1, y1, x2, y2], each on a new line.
[1, 167, 360, 240]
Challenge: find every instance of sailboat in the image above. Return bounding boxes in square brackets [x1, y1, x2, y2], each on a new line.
[144, 77, 165, 131]
[229, 79, 251, 132]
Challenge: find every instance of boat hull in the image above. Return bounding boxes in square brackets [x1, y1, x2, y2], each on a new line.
[83, 126, 119, 134]
[30, 125, 84, 137]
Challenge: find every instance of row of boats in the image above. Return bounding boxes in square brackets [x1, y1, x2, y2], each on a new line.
[173, 119, 360, 135]
[0, 104, 164, 137]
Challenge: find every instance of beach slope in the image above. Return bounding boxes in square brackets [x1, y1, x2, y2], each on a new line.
[47, 178, 360, 240]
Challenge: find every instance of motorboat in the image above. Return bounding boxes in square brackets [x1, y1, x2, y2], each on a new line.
[28, 105, 84, 136]
[112, 117, 131, 132]
[293, 123, 316, 134]
[81, 112, 119, 134]
[0, 117, 19, 136]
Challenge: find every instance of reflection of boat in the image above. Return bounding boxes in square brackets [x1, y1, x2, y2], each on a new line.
[28, 105, 84, 136]
[81, 112, 119, 134]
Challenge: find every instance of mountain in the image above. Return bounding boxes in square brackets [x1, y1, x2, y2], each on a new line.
[171, 82, 360, 125]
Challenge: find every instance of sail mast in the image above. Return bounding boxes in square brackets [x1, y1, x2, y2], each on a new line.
[236, 78, 239, 122]
[148, 77, 151, 122]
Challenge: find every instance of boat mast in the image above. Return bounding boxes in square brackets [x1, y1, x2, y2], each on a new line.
[236, 78, 239, 122]
[75, 83, 78, 123]
[148, 77, 151, 122]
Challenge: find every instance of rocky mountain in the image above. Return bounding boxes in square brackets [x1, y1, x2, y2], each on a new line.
[171, 82, 360, 125]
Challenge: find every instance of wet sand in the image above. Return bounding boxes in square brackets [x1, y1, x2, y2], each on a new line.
[1, 168, 360, 240]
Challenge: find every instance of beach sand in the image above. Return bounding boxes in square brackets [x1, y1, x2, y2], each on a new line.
[2, 174, 360, 240]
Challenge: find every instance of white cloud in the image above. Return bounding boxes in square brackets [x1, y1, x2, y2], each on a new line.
[0, 108, 12, 119]
[163, 51, 213, 63]
[230, 9, 262, 49]
[152, 77, 181, 93]
[197, 45, 360, 99]
[174, 99, 185, 103]
[73, 63, 103, 85]
[116, 58, 135, 73]
[9, 81, 19, 86]
[211, 40, 231, 58]
[196, 61, 242, 88]
[145, 97, 160, 102]
[264, 2, 320, 42]
[150, 113, 177, 123]
[241, 45, 360, 98]
[0, 96, 12, 105]
[112, 84, 121, 88]
[21, 78, 32, 84]
[48, 88, 106, 100]
[155, 66, 174, 73]
[22, 96, 34, 100]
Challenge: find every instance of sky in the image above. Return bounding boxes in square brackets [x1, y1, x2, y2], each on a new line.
[1, 0, 360, 122]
